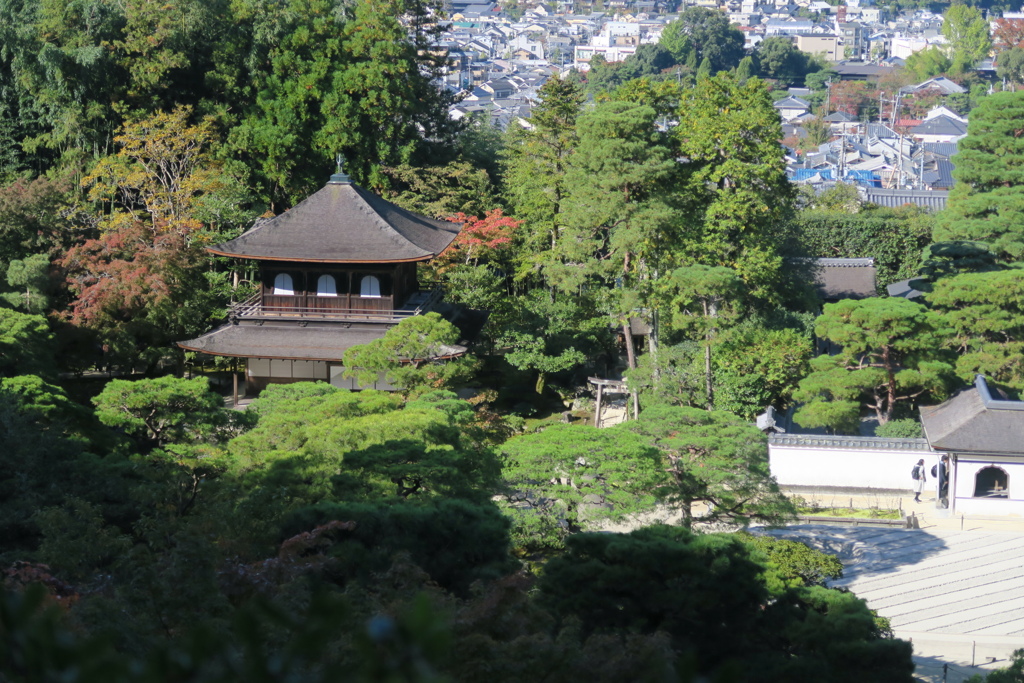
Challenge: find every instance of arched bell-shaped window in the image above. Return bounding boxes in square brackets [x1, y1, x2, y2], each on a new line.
[360, 274, 381, 298]
[316, 274, 337, 297]
[273, 273, 294, 295]
[974, 466, 1009, 498]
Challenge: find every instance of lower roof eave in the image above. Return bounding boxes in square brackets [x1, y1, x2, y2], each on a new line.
[176, 324, 467, 363]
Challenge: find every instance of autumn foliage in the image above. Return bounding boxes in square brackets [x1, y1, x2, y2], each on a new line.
[437, 209, 520, 269]
[994, 18, 1024, 51]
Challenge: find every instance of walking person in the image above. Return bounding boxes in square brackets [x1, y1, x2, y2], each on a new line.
[938, 454, 950, 507]
[912, 458, 926, 503]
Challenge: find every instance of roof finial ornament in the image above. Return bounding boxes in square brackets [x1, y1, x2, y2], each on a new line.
[330, 153, 351, 185]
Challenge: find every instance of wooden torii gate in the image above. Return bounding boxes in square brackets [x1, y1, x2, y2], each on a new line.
[588, 377, 639, 428]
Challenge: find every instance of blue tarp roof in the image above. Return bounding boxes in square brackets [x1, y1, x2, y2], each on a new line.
[791, 169, 834, 181]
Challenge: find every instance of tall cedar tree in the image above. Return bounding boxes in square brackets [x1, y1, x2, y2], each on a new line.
[934, 91, 1024, 262]
[675, 74, 793, 302]
[503, 77, 585, 286]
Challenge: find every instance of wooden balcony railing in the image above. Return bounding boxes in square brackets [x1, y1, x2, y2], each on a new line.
[230, 287, 442, 323]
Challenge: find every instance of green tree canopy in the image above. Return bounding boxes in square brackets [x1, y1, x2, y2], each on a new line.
[225, 386, 500, 534]
[342, 312, 474, 395]
[942, 3, 992, 75]
[675, 74, 793, 301]
[794, 297, 953, 431]
[927, 268, 1024, 393]
[934, 91, 1024, 262]
[500, 423, 666, 542]
[659, 7, 745, 74]
[623, 404, 794, 529]
[789, 205, 934, 288]
[538, 526, 914, 682]
[904, 46, 953, 81]
[755, 37, 820, 87]
[997, 46, 1024, 85]
[503, 77, 585, 285]
[665, 264, 744, 409]
[0, 309, 57, 379]
[92, 376, 228, 449]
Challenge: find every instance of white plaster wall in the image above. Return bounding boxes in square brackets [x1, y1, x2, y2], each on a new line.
[953, 460, 1024, 517]
[248, 358, 271, 377]
[328, 366, 397, 391]
[269, 359, 292, 378]
[248, 359, 328, 380]
[291, 360, 327, 379]
[769, 444, 940, 490]
[955, 497, 1024, 517]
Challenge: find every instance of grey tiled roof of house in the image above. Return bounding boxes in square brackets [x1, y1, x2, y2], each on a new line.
[812, 257, 877, 300]
[922, 159, 955, 188]
[911, 115, 968, 137]
[865, 123, 898, 139]
[900, 76, 966, 95]
[823, 111, 857, 123]
[886, 278, 926, 299]
[769, 434, 933, 451]
[863, 188, 948, 211]
[209, 178, 462, 263]
[833, 63, 896, 79]
[774, 96, 811, 109]
[920, 376, 1024, 455]
[920, 141, 958, 158]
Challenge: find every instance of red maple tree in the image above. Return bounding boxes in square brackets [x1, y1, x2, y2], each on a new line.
[437, 208, 520, 268]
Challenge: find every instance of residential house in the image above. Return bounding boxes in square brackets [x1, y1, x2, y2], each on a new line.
[900, 76, 967, 96]
[910, 114, 968, 143]
[796, 33, 841, 61]
[774, 95, 812, 122]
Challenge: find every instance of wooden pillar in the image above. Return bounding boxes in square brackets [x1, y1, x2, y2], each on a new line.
[594, 383, 604, 428]
[233, 365, 239, 408]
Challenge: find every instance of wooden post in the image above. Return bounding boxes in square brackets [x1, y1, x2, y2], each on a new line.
[594, 383, 604, 428]
[233, 365, 239, 408]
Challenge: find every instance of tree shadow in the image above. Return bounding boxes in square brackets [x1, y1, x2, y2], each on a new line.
[755, 525, 950, 582]
[911, 652, 1000, 683]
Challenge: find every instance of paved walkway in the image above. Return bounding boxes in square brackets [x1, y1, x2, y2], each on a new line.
[762, 512, 1024, 682]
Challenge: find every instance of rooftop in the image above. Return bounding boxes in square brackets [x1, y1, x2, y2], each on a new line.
[920, 376, 1024, 456]
[209, 175, 462, 264]
[812, 257, 878, 300]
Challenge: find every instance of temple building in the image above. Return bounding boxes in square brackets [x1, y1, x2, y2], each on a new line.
[920, 375, 1024, 516]
[178, 167, 468, 400]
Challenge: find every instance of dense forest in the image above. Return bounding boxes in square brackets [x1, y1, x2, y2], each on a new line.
[3, 0, 1024, 680]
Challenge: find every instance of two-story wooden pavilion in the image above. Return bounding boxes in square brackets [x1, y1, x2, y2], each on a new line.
[178, 168, 465, 399]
